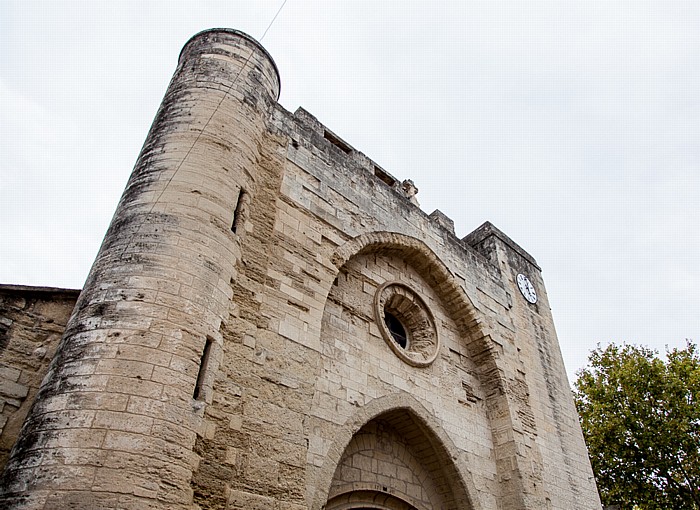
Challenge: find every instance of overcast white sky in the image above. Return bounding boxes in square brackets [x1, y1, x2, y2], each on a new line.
[1, 1, 698, 381]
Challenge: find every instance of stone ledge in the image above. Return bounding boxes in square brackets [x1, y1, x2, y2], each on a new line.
[0, 284, 81, 297]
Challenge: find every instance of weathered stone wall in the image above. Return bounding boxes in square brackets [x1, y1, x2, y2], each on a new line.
[314, 250, 491, 509]
[186, 93, 601, 509]
[0, 285, 78, 472]
[0, 28, 601, 510]
[0, 29, 282, 509]
[465, 223, 600, 509]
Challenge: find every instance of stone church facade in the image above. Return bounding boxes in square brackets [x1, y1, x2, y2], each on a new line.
[0, 29, 601, 509]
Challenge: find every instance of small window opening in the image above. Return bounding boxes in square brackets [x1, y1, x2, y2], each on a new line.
[324, 130, 352, 154]
[374, 166, 396, 187]
[231, 188, 247, 234]
[193, 336, 213, 401]
[384, 312, 408, 349]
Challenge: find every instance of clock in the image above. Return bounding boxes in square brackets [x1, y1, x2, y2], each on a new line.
[516, 273, 537, 304]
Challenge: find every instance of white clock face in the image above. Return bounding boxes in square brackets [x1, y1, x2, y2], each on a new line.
[517, 273, 537, 304]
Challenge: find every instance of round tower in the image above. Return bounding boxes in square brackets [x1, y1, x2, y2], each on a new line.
[0, 29, 280, 509]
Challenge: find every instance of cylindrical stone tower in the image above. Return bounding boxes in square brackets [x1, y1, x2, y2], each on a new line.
[0, 29, 279, 509]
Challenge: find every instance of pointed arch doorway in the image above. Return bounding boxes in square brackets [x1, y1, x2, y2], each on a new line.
[324, 408, 474, 510]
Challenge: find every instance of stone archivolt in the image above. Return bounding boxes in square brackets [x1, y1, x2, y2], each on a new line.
[312, 394, 480, 510]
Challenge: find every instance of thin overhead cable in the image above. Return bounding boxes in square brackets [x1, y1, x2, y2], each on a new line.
[261, 0, 289, 42]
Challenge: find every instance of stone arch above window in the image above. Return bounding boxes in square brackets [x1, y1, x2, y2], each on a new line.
[330, 232, 488, 363]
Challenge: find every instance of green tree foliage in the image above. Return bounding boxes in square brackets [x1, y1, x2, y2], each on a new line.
[574, 341, 700, 509]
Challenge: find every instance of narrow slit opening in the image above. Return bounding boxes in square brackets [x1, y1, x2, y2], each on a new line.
[231, 188, 247, 234]
[374, 166, 396, 187]
[193, 336, 213, 401]
[323, 130, 352, 154]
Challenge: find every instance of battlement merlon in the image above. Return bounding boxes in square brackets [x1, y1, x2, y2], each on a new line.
[292, 107, 406, 190]
[463, 221, 541, 271]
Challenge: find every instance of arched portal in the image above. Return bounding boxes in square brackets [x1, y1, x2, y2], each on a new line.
[319, 399, 478, 510]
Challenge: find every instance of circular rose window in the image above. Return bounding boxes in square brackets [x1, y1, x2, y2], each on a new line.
[374, 282, 440, 367]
